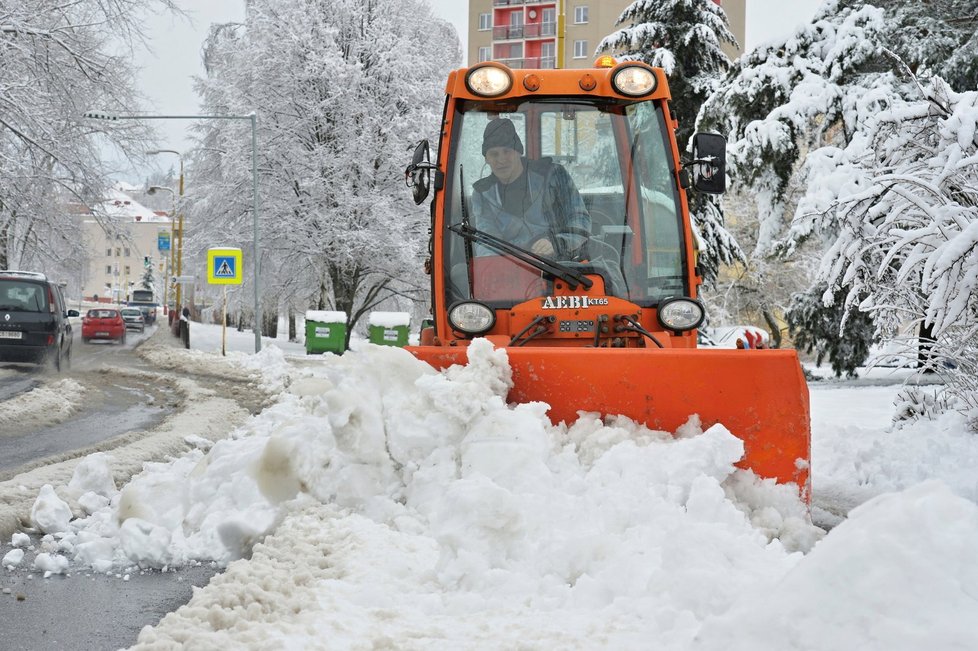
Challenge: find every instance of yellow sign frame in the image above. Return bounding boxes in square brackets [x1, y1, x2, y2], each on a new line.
[207, 247, 243, 285]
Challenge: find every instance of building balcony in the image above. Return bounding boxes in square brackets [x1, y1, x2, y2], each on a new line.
[493, 22, 556, 40]
[495, 56, 557, 70]
[493, 0, 549, 6]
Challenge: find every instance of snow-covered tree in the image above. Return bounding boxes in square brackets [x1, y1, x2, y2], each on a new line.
[699, 0, 978, 257]
[598, 0, 744, 285]
[0, 0, 177, 271]
[188, 0, 458, 347]
[795, 76, 978, 417]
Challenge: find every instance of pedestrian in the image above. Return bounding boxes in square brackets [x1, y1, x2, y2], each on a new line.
[179, 306, 190, 349]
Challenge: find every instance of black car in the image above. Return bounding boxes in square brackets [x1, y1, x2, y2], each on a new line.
[0, 270, 78, 371]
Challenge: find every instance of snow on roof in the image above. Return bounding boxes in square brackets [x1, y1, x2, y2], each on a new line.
[368, 311, 411, 327]
[91, 186, 170, 223]
[305, 310, 347, 322]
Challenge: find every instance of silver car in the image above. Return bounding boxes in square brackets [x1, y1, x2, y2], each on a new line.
[120, 307, 146, 333]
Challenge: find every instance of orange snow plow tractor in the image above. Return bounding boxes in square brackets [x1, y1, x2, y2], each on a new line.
[405, 59, 810, 494]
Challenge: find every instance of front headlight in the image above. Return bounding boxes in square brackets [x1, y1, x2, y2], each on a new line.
[657, 298, 705, 332]
[465, 64, 513, 97]
[612, 64, 657, 97]
[448, 301, 496, 336]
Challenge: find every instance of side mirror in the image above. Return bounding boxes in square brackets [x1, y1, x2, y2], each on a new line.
[405, 140, 434, 205]
[690, 133, 726, 194]
[67, 309, 80, 317]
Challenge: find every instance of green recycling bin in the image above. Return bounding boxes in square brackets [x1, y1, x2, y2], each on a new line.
[305, 310, 347, 354]
[367, 311, 411, 348]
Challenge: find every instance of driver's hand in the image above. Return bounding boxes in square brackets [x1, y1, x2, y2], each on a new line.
[531, 238, 555, 256]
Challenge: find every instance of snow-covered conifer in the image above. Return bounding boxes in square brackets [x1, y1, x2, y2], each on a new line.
[599, 0, 743, 284]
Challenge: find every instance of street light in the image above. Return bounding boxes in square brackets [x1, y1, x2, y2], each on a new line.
[84, 111, 262, 352]
[147, 184, 176, 318]
[146, 149, 185, 316]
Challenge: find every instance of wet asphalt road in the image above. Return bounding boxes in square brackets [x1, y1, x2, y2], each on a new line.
[0, 323, 222, 649]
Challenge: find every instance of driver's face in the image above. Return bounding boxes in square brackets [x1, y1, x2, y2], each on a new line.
[485, 146, 523, 184]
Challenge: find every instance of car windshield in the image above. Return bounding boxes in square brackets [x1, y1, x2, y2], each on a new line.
[88, 310, 119, 319]
[443, 97, 685, 309]
[122, 309, 141, 317]
[0, 280, 47, 313]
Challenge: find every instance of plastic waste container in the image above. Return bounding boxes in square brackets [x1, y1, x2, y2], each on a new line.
[305, 310, 347, 354]
[367, 311, 411, 348]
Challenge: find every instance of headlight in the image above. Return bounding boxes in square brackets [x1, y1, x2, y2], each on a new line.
[612, 65, 657, 97]
[448, 301, 496, 335]
[466, 64, 513, 97]
[657, 298, 705, 332]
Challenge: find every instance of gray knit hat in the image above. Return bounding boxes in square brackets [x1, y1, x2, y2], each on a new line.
[482, 118, 524, 155]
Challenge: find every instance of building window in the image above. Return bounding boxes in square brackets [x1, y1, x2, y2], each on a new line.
[574, 40, 588, 58]
[105, 265, 112, 275]
[478, 46, 491, 63]
[541, 8, 556, 36]
[574, 6, 588, 24]
[116, 247, 121, 257]
[106, 248, 112, 257]
[479, 12, 491, 31]
[541, 42, 556, 68]
[124, 247, 130, 257]
[125, 265, 131, 276]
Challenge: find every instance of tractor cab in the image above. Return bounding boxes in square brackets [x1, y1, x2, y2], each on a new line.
[408, 60, 726, 350]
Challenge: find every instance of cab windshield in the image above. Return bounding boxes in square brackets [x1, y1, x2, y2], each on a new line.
[443, 97, 686, 308]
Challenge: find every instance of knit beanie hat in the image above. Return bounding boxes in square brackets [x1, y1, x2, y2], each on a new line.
[482, 118, 524, 155]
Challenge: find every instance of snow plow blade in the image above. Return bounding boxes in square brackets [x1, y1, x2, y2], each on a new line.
[408, 345, 810, 493]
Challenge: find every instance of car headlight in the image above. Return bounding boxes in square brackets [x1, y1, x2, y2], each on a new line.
[657, 298, 705, 332]
[612, 64, 657, 97]
[448, 301, 496, 336]
[465, 64, 513, 97]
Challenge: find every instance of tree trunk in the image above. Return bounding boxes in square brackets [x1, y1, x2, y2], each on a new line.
[918, 321, 936, 374]
[762, 309, 782, 349]
[288, 310, 297, 342]
[263, 310, 278, 339]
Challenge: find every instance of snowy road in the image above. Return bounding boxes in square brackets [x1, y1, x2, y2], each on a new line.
[2, 324, 977, 650]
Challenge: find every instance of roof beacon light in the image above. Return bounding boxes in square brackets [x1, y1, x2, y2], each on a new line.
[466, 64, 513, 97]
[612, 65, 657, 97]
[595, 55, 617, 68]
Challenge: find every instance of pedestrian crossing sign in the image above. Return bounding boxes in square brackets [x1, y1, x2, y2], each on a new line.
[207, 247, 243, 285]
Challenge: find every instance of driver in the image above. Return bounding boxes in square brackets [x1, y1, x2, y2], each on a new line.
[470, 118, 590, 260]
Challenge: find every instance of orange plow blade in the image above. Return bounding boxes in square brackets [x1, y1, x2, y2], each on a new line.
[408, 346, 811, 493]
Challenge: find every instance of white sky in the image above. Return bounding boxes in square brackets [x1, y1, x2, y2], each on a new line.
[132, 0, 821, 180]
[3, 320, 977, 648]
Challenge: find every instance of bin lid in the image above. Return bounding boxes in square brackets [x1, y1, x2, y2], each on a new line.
[306, 310, 347, 322]
[368, 311, 411, 327]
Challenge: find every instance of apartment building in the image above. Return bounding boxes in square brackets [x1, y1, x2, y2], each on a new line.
[77, 186, 172, 304]
[468, 0, 745, 69]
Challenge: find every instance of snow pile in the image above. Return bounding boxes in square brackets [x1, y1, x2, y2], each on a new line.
[0, 378, 86, 434]
[694, 481, 978, 651]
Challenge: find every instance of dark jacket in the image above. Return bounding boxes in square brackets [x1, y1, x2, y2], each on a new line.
[471, 158, 590, 260]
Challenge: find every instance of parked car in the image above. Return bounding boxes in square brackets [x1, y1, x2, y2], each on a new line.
[120, 307, 146, 333]
[81, 308, 127, 344]
[0, 270, 78, 371]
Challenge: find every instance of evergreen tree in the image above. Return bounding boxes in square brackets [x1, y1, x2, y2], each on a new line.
[786, 283, 874, 378]
[140, 265, 154, 292]
[598, 0, 744, 285]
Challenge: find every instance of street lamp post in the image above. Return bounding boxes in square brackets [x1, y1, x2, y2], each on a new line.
[146, 183, 177, 320]
[85, 112, 262, 352]
[147, 150, 185, 317]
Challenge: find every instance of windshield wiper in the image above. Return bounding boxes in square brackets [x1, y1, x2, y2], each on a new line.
[449, 221, 593, 291]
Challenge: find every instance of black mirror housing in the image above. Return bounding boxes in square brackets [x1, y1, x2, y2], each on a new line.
[405, 140, 433, 205]
[690, 133, 726, 194]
